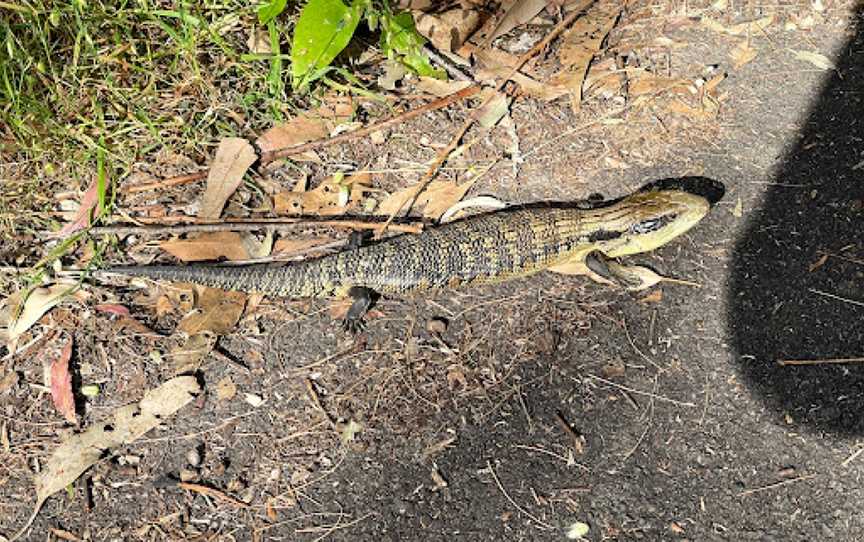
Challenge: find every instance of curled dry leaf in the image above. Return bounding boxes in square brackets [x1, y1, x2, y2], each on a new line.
[273, 236, 336, 258]
[49, 337, 77, 425]
[552, 0, 623, 111]
[1, 283, 75, 346]
[440, 195, 509, 223]
[161, 232, 272, 262]
[730, 41, 758, 69]
[256, 100, 354, 161]
[199, 138, 257, 219]
[414, 76, 473, 98]
[274, 172, 371, 215]
[701, 14, 774, 36]
[23, 376, 201, 537]
[481, 0, 548, 47]
[415, 7, 482, 51]
[377, 179, 476, 221]
[790, 49, 836, 70]
[178, 287, 247, 336]
[476, 90, 512, 129]
[171, 332, 217, 375]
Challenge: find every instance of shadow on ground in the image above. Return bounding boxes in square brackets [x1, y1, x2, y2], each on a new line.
[728, 8, 864, 433]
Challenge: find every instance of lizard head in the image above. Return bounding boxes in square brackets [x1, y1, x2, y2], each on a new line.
[586, 189, 711, 257]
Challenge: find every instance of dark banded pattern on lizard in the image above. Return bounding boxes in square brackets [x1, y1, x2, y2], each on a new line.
[103, 189, 710, 304]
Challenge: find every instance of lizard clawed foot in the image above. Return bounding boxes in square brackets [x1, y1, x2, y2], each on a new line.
[342, 286, 377, 334]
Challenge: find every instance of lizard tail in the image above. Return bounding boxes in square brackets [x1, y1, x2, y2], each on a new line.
[100, 262, 337, 298]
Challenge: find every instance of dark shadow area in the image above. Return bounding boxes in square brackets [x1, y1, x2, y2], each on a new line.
[728, 9, 864, 433]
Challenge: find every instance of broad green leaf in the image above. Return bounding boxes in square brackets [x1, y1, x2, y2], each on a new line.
[258, 0, 288, 25]
[380, 11, 444, 78]
[291, 0, 365, 89]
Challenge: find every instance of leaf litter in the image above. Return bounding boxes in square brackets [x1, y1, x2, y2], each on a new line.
[7, 376, 201, 541]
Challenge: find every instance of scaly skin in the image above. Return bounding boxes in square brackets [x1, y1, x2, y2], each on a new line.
[104, 189, 710, 298]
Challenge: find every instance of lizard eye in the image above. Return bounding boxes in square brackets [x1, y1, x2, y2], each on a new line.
[632, 214, 676, 234]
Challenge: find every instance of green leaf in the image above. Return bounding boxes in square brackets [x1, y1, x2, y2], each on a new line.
[290, 0, 365, 90]
[258, 0, 288, 25]
[380, 11, 444, 79]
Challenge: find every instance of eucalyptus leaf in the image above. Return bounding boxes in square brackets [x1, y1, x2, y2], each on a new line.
[291, 0, 365, 89]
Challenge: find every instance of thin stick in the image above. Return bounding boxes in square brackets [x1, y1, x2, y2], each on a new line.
[177, 481, 249, 508]
[126, 171, 208, 194]
[777, 357, 864, 366]
[554, 411, 584, 455]
[809, 288, 864, 308]
[89, 218, 423, 236]
[587, 374, 697, 408]
[260, 85, 481, 163]
[375, 4, 590, 238]
[736, 474, 817, 497]
[841, 446, 864, 467]
[485, 460, 553, 530]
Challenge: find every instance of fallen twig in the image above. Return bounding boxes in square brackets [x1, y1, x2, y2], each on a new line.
[177, 481, 249, 508]
[126, 171, 208, 194]
[736, 474, 817, 497]
[486, 460, 553, 530]
[586, 374, 697, 408]
[89, 217, 424, 236]
[809, 288, 864, 308]
[777, 356, 864, 366]
[554, 411, 584, 455]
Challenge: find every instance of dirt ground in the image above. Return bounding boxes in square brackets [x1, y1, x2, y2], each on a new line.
[2, 2, 864, 541]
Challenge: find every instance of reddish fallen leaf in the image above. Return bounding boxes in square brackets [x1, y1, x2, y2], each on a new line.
[94, 304, 131, 317]
[256, 100, 354, 160]
[199, 138, 257, 219]
[52, 177, 101, 238]
[50, 338, 77, 425]
[160, 232, 253, 262]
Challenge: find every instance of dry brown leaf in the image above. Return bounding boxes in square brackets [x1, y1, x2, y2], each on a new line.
[274, 172, 371, 216]
[377, 179, 476, 221]
[639, 289, 664, 303]
[414, 77, 473, 97]
[27, 376, 201, 533]
[809, 253, 829, 273]
[730, 41, 757, 68]
[481, 0, 547, 47]
[790, 49, 835, 70]
[216, 376, 237, 402]
[667, 99, 714, 121]
[52, 176, 101, 238]
[160, 232, 271, 262]
[170, 332, 216, 374]
[273, 236, 335, 256]
[416, 8, 481, 51]
[474, 46, 569, 101]
[627, 73, 690, 98]
[178, 287, 246, 336]
[553, 0, 622, 111]
[1, 283, 74, 346]
[49, 338, 77, 425]
[199, 138, 257, 219]
[701, 14, 774, 36]
[161, 232, 251, 262]
[476, 91, 512, 128]
[256, 100, 354, 160]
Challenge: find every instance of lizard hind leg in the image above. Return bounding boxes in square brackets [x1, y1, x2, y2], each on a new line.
[342, 286, 379, 333]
